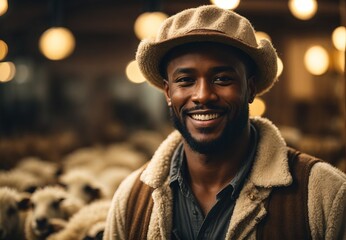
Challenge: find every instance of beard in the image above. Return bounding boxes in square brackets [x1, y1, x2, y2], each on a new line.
[170, 101, 249, 155]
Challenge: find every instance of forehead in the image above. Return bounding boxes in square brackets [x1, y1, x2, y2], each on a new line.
[162, 42, 250, 73]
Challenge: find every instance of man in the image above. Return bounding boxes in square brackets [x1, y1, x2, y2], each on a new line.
[104, 5, 346, 240]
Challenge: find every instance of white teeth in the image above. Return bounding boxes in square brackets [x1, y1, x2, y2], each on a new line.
[191, 113, 220, 121]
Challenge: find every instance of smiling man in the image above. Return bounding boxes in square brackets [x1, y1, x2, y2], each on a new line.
[103, 5, 346, 240]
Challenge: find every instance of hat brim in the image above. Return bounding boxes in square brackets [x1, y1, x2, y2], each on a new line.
[136, 31, 278, 95]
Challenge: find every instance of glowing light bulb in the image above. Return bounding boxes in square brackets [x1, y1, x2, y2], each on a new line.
[134, 12, 168, 40]
[210, 0, 240, 10]
[0, 39, 8, 60]
[277, 57, 284, 77]
[250, 98, 266, 116]
[304, 45, 329, 75]
[0, 0, 8, 16]
[39, 27, 75, 60]
[0, 61, 16, 82]
[255, 31, 272, 43]
[126, 60, 146, 84]
[332, 26, 346, 51]
[288, 0, 318, 20]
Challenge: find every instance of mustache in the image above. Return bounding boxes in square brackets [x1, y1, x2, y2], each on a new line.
[182, 104, 228, 115]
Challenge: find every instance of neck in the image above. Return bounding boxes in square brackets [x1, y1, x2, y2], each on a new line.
[184, 123, 252, 189]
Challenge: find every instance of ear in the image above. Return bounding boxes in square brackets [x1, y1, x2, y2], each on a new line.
[247, 76, 257, 103]
[163, 79, 172, 107]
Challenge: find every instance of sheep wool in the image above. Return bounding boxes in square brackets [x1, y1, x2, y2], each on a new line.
[25, 186, 84, 240]
[47, 200, 111, 240]
[0, 187, 30, 240]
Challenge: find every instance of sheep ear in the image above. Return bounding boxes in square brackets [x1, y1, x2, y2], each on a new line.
[17, 195, 31, 210]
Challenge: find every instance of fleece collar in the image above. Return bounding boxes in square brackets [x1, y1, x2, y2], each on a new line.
[141, 117, 292, 189]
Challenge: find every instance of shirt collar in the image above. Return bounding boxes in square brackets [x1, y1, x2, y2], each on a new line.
[169, 124, 258, 198]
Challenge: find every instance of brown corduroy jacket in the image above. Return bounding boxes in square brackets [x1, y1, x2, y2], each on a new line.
[103, 117, 346, 240]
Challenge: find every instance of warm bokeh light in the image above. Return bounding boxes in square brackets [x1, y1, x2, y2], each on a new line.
[0, 0, 8, 16]
[39, 27, 76, 60]
[0, 39, 8, 60]
[304, 45, 329, 75]
[277, 57, 284, 77]
[134, 12, 168, 40]
[288, 0, 318, 20]
[125, 60, 146, 84]
[332, 26, 346, 51]
[250, 97, 266, 116]
[210, 0, 240, 10]
[334, 50, 345, 73]
[255, 31, 272, 43]
[0, 61, 16, 83]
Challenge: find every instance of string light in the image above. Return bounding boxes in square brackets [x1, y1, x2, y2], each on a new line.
[304, 45, 329, 75]
[0, 39, 8, 61]
[332, 26, 346, 51]
[39, 27, 75, 60]
[0, 0, 8, 16]
[134, 12, 168, 40]
[250, 97, 266, 116]
[0, 61, 16, 83]
[288, 0, 318, 20]
[210, 0, 240, 10]
[126, 60, 146, 84]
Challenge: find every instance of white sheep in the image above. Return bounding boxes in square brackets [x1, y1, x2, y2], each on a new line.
[59, 169, 111, 204]
[15, 156, 62, 186]
[62, 146, 104, 172]
[102, 143, 148, 171]
[0, 169, 44, 193]
[25, 186, 84, 240]
[97, 167, 132, 195]
[0, 187, 31, 240]
[47, 200, 111, 240]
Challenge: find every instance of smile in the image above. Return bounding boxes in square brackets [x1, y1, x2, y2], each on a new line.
[190, 113, 220, 121]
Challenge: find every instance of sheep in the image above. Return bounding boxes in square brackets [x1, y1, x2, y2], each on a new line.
[0, 169, 44, 193]
[25, 186, 84, 240]
[128, 130, 164, 159]
[0, 187, 30, 240]
[97, 167, 132, 195]
[59, 169, 111, 204]
[15, 156, 62, 186]
[102, 143, 148, 171]
[47, 200, 111, 240]
[62, 146, 104, 172]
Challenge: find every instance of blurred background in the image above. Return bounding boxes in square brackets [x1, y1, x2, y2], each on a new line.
[0, 0, 345, 171]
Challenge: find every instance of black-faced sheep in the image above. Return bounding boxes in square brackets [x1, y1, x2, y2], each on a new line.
[47, 200, 110, 240]
[25, 186, 84, 240]
[0, 187, 30, 240]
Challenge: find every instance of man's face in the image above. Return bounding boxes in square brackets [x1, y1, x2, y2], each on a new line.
[164, 43, 255, 154]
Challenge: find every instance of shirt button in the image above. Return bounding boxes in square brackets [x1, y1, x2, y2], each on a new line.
[192, 210, 198, 215]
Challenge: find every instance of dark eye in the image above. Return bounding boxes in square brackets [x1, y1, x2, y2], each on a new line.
[51, 198, 64, 209]
[7, 206, 17, 216]
[213, 76, 233, 85]
[175, 77, 195, 87]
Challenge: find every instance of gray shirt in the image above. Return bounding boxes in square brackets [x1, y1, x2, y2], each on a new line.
[169, 125, 258, 240]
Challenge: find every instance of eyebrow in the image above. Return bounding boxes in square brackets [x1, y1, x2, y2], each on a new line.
[209, 66, 237, 74]
[172, 66, 237, 76]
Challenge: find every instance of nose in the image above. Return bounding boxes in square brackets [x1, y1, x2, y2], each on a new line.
[36, 217, 48, 228]
[191, 79, 218, 105]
